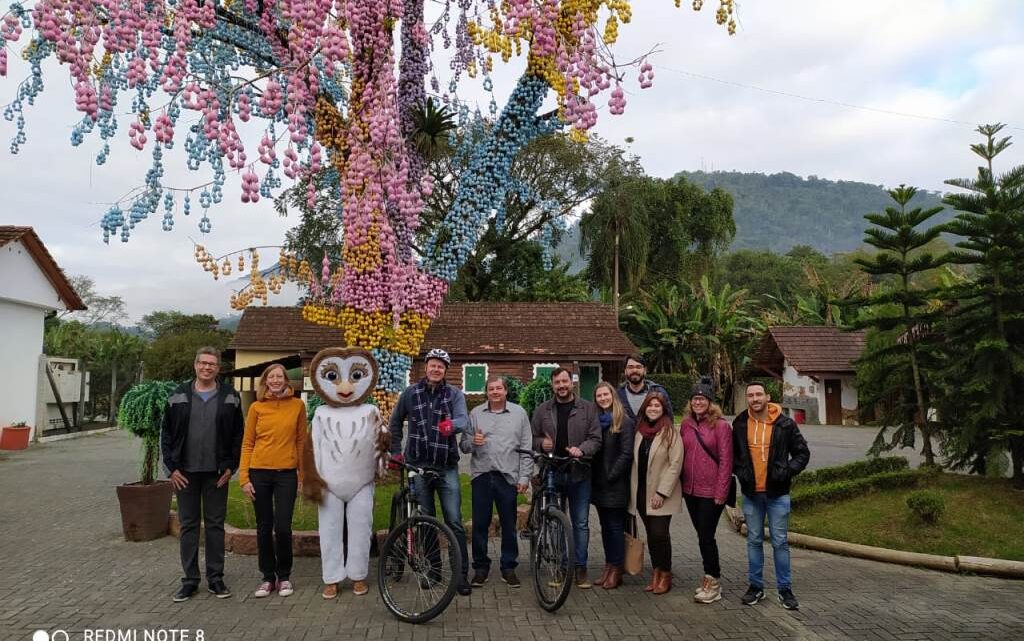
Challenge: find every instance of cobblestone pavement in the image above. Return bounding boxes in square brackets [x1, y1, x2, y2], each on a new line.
[2, 431, 1021, 641]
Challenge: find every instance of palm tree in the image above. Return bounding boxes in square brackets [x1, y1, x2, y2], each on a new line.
[579, 159, 649, 315]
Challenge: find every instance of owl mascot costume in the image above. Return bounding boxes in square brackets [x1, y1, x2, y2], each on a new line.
[300, 348, 390, 596]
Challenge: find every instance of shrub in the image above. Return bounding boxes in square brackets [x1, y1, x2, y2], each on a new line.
[504, 376, 526, 404]
[791, 469, 922, 508]
[650, 372, 692, 413]
[118, 380, 177, 484]
[794, 456, 909, 486]
[520, 377, 554, 419]
[906, 490, 945, 524]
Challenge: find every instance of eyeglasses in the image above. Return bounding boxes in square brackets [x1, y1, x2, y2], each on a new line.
[196, 361, 219, 369]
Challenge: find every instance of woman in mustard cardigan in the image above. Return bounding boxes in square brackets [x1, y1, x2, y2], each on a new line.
[629, 391, 684, 595]
[239, 364, 307, 598]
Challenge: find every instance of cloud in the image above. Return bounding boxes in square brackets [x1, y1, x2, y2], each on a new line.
[2, 0, 1022, 320]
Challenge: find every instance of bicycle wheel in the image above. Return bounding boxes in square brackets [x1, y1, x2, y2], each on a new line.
[378, 514, 461, 624]
[531, 506, 574, 612]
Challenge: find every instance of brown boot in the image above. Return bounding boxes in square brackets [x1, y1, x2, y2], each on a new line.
[594, 564, 612, 588]
[653, 568, 672, 595]
[603, 565, 623, 590]
[321, 583, 338, 600]
[645, 568, 659, 592]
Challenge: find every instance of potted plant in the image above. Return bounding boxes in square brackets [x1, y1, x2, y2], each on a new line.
[0, 421, 32, 450]
[115, 380, 177, 541]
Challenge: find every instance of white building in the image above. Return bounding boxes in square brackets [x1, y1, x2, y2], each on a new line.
[0, 227, 85, 440]
[737, 326, 866, 425]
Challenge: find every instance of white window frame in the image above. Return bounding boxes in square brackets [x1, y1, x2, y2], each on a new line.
[462, 363, 489, 394]
[532, 362, 561, 380]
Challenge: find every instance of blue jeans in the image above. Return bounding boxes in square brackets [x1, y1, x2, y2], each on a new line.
[556, 472, 592, 568]
[412, 466, 469, 577]
[471, 472, 519, 571]
[595, 506, 627, 567]
[741, 492, 792, 590]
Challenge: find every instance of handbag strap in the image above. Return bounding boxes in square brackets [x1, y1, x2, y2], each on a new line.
[691, 422, 720, 466]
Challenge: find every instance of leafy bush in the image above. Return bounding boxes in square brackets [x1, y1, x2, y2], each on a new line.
[794, 456, 909, 486]
[520, 377, 554, 419]
[504, 376, 526, 404]
[906, 490, 945, 524]
[118, 380, 177, 484]
[791, 469, 922, 508]
[651, 373, 692, 413]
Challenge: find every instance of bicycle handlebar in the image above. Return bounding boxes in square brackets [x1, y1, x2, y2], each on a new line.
[387, 456, 442, 478]
[514, 448, 592, 464]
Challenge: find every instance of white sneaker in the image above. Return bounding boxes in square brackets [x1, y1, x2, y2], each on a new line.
[278, 580, 294, 597]
[695, 576, 722, 604]
[695, 574, 711, 596]
[254, 580, 275, 598]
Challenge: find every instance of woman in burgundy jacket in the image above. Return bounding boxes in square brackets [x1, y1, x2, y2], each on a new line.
[679, 376, 733, 604]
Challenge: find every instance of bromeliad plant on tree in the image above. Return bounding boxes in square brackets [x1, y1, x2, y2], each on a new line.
[118, 380, 177, 484]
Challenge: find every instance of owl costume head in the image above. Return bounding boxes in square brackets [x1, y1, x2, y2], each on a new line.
[310, 347, 379, 407]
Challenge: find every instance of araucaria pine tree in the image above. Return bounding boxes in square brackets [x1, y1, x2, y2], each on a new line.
[936, 124, 1024, 486]
[851, 185, 948, 466]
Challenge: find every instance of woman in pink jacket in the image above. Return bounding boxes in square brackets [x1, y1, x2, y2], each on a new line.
[679, 376, 733, 604]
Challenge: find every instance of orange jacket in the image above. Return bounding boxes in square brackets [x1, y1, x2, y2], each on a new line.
[239, 389, 307, 486]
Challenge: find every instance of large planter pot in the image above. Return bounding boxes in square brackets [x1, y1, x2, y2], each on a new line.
[116, 480, 174, 542]
[0, 425, 32, 450]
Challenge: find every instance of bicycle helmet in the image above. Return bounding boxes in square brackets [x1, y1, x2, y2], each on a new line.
[424, 348, 451, 367]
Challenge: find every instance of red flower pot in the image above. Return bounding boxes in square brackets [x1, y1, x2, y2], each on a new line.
[0, 425, 31, 450]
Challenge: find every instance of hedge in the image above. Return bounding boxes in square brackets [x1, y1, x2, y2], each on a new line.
[649, 373, 692, 413]
[790, 469, 923, 508]
[793, 456, 909, 486]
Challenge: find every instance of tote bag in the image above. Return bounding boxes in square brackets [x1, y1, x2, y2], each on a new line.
[624, 514, 645, 575]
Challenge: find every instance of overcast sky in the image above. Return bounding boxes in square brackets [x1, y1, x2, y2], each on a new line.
[1, 0, 1022, 322]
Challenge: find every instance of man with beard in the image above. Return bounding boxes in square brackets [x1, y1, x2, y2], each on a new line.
[732, 382, 809, 611]
[618, 354, 674, 422]
[531, 367, 602, 588]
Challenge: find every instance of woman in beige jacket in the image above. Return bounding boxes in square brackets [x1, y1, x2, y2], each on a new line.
[629, 391, 684, 595]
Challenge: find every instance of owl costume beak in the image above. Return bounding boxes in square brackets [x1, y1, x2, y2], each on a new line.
[335, 380, 355, 398]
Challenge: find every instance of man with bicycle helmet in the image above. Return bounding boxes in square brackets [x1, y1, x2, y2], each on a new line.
[388, 347, 472, 596]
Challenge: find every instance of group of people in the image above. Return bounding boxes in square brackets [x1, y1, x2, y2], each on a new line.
[160, 346, 810, 612]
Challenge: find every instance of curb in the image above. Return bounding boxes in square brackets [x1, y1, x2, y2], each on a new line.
[723, 506, 1024, 579]
[168, 504, 531, 557]
[38, 426, 118, 443]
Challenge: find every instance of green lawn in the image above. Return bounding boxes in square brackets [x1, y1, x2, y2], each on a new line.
[789, 473, 1024, 561]
[180, 473, 524, 532]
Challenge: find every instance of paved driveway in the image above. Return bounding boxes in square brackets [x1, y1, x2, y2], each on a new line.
[1, 432, 1020, 641]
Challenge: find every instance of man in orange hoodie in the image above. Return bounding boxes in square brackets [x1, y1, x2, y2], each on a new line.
[732, 382, 809, 611]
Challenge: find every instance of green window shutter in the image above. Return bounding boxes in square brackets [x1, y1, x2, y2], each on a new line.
[463, 364, 487, 394]
[533, 363, 559, 381]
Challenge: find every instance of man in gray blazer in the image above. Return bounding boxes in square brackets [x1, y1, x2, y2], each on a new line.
[530, 367, 602, 588]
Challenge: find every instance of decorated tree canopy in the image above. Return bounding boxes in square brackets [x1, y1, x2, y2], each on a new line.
[2, 0, 735, 414]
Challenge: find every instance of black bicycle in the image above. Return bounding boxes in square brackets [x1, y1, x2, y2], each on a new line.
[378, 458, 462, 624]
[517, 448, 591, 612]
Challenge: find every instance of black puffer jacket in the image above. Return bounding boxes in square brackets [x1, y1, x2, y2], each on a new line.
[732, 410, 809, 498]
[590, 414, 636, 509]
[160, 379, 244, 476]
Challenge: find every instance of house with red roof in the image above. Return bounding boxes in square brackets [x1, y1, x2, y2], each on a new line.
[743, 326, 866, 425]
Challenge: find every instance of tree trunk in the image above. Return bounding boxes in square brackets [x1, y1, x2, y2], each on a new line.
[614, 230, 620, 318]
[109, 361, 118, 426]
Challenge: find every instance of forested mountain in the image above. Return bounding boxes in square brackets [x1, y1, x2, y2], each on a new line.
[554, 170, 952, 264]
[675, 171, 951, 254]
